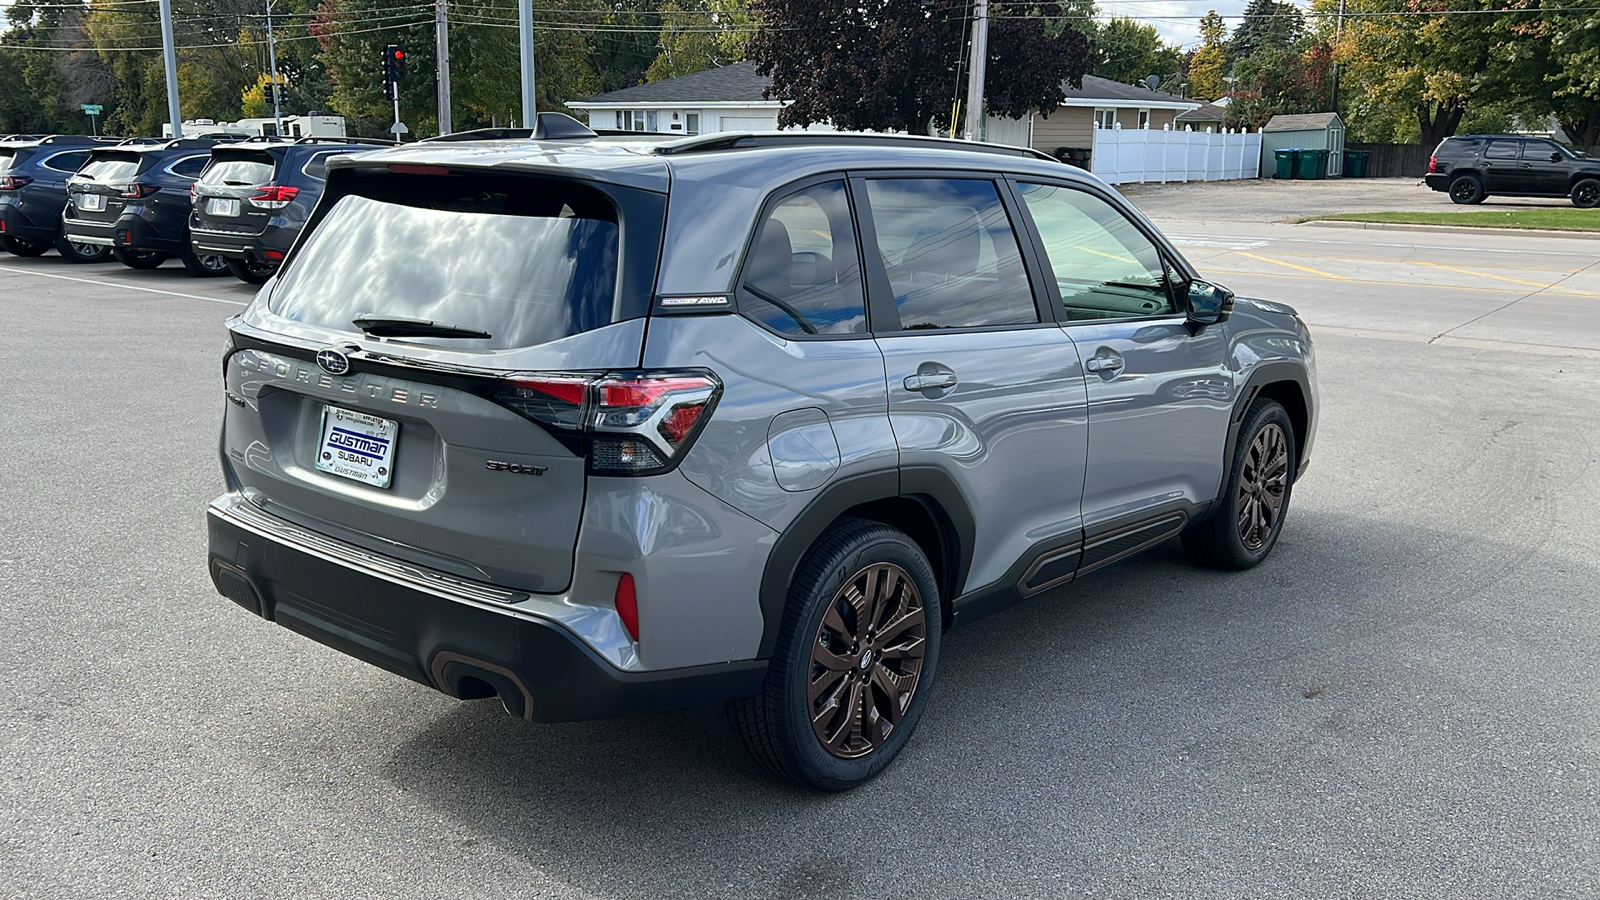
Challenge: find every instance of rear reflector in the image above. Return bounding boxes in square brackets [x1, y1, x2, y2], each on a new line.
[263, 249, 284, 260]
[614, 573, 639, 642]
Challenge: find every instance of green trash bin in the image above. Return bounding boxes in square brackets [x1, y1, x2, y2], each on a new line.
[1343, 149, 1371, 178]
[1296, 148, 1328, 180]
[1273, 148, 1299, 180]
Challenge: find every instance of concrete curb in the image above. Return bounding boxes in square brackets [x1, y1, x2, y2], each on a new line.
[1305, 219, 1600, 240]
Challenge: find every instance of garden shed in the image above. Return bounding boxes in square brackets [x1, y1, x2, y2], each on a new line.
[1261, 112, 1345, 177]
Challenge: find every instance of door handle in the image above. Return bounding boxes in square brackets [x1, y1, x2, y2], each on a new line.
[1085, 351, 1125, 374]
[903, 372, 957, 392]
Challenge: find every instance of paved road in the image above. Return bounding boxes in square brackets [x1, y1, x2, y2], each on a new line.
[3, 229, 1599, 899]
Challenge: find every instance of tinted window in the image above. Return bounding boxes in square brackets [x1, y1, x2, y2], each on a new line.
[76, 154, 142, 182]
[0, 149, 15, 172]
[1015, 182, 1174, 321]
[1437, 138, 1479, 156]
[269, 179, 619, 351]
[1526, 140, 1568, 159]
[1484, 141, 1521, 160]
[42, 150, 90, 172]
[301, 151, 340, 181]
[169, 155, 209, 177]
[201, 154, 277, 186]
[738, 180, 866, 336]
[863, 178, 1036, 330]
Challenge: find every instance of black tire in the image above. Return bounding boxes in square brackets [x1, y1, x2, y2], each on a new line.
[112, 247, 167, 269]
[3, 235, 51, 257]
[1448, 174, 1485, 205]
[181, 244, 230, 277]
[225, 255, 278, 284]
[1571, 178, 1600, 209]
[55, 234, 111, 263]
[730, 517, 941, 791]
[1182, 398, 1297, 571]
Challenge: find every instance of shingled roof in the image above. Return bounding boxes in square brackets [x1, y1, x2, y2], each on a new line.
[571, 63, 1196, 108]
[1262, 112, 1343, 132]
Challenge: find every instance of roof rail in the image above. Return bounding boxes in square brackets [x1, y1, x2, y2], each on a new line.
[652, 131, 1057, 162]
[421, 112, 597, 143]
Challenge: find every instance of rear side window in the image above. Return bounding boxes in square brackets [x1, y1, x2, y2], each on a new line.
[1484, 141, 1521, 160]
[738, 180, 866, 336]
[300, 151, 340, 180]
[269, 175, 620, 352]
[201, 154, 277, 186]
[168, 155, 209, 178]
[43, 150, 90, 172]
[76, 154, 142, 182]
[863, 178, 1037, 330]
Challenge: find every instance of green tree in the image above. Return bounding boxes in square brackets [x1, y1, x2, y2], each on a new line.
[748, 0, 1093, 134]
[1229, 0, 1302, 60]
[1187, 10, 1227, 100]
[645, 0, 750, 82]
[1224, 43, 1332, 129]
[1092, 18, 1179, 87]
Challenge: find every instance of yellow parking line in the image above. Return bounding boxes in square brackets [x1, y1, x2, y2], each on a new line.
[1234, 251, 1350, 280]
[1415, 260, 1595, 294]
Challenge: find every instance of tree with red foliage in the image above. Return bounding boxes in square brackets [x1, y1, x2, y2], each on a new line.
[747, 0, 1095, 134]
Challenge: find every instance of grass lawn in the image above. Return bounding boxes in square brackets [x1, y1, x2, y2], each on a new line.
[1311, 208, 1600, 231]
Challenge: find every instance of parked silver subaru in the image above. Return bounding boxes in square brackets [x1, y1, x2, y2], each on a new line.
[207, 118, 1317, 791]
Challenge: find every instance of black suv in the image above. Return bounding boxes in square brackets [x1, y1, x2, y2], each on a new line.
[62, 137, 240, 275]
[191, 137, 392, 283]
[1425, 134, 1600, 207]
[0, 134, 120, 262]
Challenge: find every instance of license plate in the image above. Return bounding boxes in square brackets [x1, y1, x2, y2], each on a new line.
[207, 197, 240, 217]
[77, 193, 104, 212]
[315, 406, 398, 488]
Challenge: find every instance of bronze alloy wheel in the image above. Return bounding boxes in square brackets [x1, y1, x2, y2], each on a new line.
[1237, 422, 1290, 550]
[808, 562, 926, 759]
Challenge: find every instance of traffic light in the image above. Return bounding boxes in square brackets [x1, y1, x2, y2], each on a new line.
[382, 45, 406, 100]
[262, 82, 276, 104]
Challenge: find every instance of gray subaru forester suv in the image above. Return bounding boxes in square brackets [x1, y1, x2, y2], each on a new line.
[207, 121, 1317, 791]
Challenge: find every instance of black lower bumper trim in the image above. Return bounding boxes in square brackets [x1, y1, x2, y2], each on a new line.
[207, 504, 767, 722]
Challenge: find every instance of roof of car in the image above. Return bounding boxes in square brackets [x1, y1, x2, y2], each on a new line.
[325, 131, 1087, 194]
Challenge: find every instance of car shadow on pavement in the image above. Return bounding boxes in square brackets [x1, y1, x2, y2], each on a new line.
[372, 508, 1600, 898]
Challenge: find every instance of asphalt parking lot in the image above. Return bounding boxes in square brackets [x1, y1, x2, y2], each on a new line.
[3, 211, 1600, 898]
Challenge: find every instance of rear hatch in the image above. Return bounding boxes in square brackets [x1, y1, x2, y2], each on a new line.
[65, 150, 148, 224]
[223, 164, 679, 593]
[193, 147, 281, 235]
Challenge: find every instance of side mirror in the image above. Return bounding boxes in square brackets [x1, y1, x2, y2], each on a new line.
[1552, 152, 1564, 163]
[1186, 281, 1234, 328]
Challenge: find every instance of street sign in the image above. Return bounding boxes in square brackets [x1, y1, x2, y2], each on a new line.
[390, 122, 409, 134]
[81, 104, 103, 115]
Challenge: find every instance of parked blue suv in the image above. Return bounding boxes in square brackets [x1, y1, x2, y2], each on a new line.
[0, 134, 119, 262]
[206, 120, 1318, 791]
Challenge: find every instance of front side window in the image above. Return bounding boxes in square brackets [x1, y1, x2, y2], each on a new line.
[1484, 140, 1521, 160]
[1015, 181, 1175, 321]
[1526, 139, 1568, 160]
[269, 176, 620, 351]
[863, 178, 1037, 330]
[738, 180, 866, 336]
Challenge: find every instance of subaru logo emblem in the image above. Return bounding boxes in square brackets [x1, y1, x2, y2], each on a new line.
[316, 348, 351, 376]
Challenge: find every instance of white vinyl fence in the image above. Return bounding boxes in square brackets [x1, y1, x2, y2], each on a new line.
[1090, 125, 1262, 185]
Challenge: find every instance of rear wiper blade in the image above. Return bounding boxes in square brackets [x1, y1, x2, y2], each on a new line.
[350, 315, 491, 339]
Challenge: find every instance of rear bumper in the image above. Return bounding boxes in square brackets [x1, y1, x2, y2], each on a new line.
[0, 196, 58, 242]
[1423, 173, 1449, 192]
[64, 209, 186, 254]
[190, 223, 288, 261]
[205, 492, 766, 722]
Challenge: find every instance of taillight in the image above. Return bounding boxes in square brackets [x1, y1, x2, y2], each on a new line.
[614, 573, 639, 642]
[116, 183, 159, 199]
[189, 182, 198, 201]
[248, 185, 299, 209]
[1428, 156, 1437, 173]
[0, 175, 33, 191]
[492, 369, 721, 476]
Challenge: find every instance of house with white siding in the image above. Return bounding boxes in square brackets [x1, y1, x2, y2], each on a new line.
[564, 62, 1199, 162]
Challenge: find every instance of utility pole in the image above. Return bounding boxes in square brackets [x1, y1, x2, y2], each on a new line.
[962, 0, 989, 141]
[1331, 0, 1346, 113]
[518, 0, 536, 128]
[158, 0, 182, 138]
[266, 0, 282, 136]
[435, 0, 452, 135]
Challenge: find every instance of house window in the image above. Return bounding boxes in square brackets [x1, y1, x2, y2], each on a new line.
[646, 110, 658, 131]
[615, 111, 648, 131]
[1095, 109, 1116, 129]
[685, 113, 700, 135]
[1138, 109, 1150, 129]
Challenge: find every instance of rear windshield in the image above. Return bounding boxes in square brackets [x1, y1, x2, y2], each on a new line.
[201, 153, 277, 186]
[0, 148, 27, 172]
[77, 153, 143, 182]
[268, 176, 620, 351]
